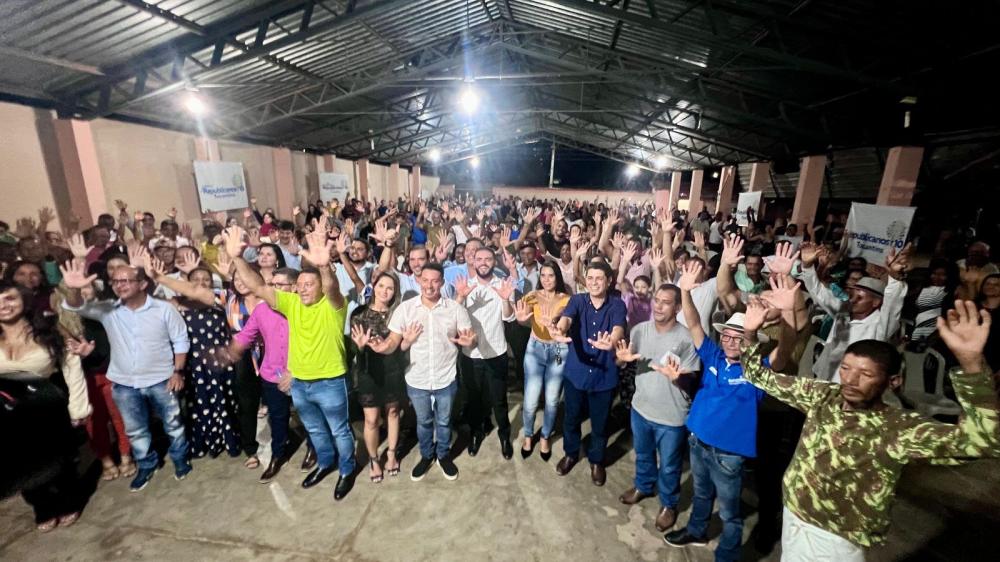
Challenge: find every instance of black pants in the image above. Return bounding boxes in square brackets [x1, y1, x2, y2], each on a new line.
[233, 350, 262, 457]
[0, 377, 84, 523]
[505, 321, 531, 380]
[461, 355, 511, 441]
[755, 399, 805, 528]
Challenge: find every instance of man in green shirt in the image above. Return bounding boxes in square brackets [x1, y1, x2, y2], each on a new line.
[227, 222, 358, 502]
[741, 276, 999, 560]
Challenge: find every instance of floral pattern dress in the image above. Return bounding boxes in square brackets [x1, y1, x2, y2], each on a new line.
[181, 305, 241, 458]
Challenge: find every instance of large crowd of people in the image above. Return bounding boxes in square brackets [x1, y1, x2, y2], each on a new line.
[1, 194, 998, 560]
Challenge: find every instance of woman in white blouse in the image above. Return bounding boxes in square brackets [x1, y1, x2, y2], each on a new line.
[0, 279, 91, 532]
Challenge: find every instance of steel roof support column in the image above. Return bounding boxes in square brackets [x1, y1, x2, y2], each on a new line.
[790, 155, 827, 225]
[876, 147, 923, 207]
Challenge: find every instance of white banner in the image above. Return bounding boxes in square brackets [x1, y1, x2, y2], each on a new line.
[193, 161, 249, 212]
[846, 203, 915, 263]
[734, 191, 763, 226]
[319, 172, 350, 203]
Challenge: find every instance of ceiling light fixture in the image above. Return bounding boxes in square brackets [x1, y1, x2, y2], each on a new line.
[428, 148, 441, 162]
[184, 92, 208, 115]
[470, 156, 480, 168]
[458, 83, 481, 115]
[625, 164, 640, 178]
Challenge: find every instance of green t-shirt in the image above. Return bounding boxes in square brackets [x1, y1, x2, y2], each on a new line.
[275, 290, 348, 380]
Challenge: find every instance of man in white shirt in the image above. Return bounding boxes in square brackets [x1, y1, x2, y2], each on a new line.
[374, 263, 475, 481]
[454, 247, 517, 459]
[799, 242, 911, 381]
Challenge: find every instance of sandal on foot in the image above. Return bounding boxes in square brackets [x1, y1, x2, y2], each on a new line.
[385, 450, 400, 477]
[36, 519, 58, 533]
[118, 459, 138, 478]
[58, 513, 80, 527]
[369, 458, 383, 483]
[101, 465, 120, 481]
[257, 405, 268, 419]
[244, 455, 260, 469]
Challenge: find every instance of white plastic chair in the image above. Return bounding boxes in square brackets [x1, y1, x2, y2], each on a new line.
[797, 335, 825, 378]
[901, 349, 959, 417]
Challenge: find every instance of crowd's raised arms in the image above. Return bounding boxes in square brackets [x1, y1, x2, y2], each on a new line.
[1, 195, 997, 561]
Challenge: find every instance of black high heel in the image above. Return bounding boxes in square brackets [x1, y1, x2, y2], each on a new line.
[539, 436, 552, 462]
[369, 458, 383, 483]
[521, 435, 534, 459]
[385, 449, 400, 477]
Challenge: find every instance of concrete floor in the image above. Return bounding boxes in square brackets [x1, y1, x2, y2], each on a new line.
[4, 395, 1000, 562]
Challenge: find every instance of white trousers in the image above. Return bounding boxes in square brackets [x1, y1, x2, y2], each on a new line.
[781, 506, 865, 562]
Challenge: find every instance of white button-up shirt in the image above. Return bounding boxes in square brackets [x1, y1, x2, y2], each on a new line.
[460, 276, 515, 360]
[389, 296, 472, 390]
[801, 267, 906, 382]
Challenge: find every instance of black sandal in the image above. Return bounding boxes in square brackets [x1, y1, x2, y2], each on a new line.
[369, 458, 384, 483]
[385, 449, 400, 477]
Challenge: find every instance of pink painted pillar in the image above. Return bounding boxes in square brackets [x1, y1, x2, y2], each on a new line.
[389, 162, 400, 201]
[748, 162, 770, 191]
[790, 155, 827, 225]
[876, 146, 923, 207]
[357, 158, 370, 201]
[410, 164, 422, 200]
[668, 171, 682, 209]
[272, 148, 295, 219]
[194, 137, 220, 161]
[52, 118, 108, 227]
[688, 169, 704, 213]
[715, 165, 736, 217]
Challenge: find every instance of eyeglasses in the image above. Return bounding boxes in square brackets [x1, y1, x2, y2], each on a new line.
[267, 282, 293, 288]
[110, 279, 139, 285]
[719, 334, 742, 343]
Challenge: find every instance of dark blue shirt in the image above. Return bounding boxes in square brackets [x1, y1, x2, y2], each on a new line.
[560, 293, 627, 392]
[685, 338, 766, 458]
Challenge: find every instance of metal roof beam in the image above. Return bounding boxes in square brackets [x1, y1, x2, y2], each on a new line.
[543, 0, 891, 85]
[64, 0, 414, 118]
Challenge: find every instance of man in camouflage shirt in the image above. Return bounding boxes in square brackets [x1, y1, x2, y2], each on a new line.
[742, 277, 999, 560]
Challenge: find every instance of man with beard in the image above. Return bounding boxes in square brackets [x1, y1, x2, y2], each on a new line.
[454, 248, 517, 459]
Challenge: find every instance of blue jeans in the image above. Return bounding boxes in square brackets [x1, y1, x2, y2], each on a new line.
[111, 380, 189, 471]
[686, 434, 746, 562]
[407, 381, 457, 460]
[562, 382, 614, 464]
[631, 409, 686, 509]
[261, 381, 291, 459]
[291, 377, 356, 475]
[522, 338, 566, 438]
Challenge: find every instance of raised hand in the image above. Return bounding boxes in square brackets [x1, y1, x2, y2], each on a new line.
[798, 241, 819, 267]
[67, 233, 93, 259]
[216, 250, 233, 276]
[292, 205, 301, 217]
[692, 230, 706, 251]
[145, 255, 167, 278]
[936, 300, 991, 373]
[514, 299, 533, 323]
[299, 229, 332, 267]
[742, 297, 771, 333]
[721, 234, 745, 266]
[59, 260, 98, 289]
[66, 337, 96, 358]
[768, 241, 799, 276]
[587, 330, 615, 350]
[223, 226, 246, 259]
[651, 355, 683, 381]
[246, 228, 261, 248]
[114, 199, 128, 212]
[401, 322, 424, 345]
[166, 207, 178, 219]
[492, 277, 515, 301]
[179, 222, 193, 241]
[336, 232, 350, 256]
[884, 242, 913, 280]
[350, 325, 372, 349]
[621, 240, 638, 265]
[615, 339, 641, 363]
[175, 251, 199, 274]
[611, 231, 626, 250]
[678, 261, 703, 292]
[763, 274, 801, 311]
[450, 328, 476, 347]
[454, 275, 473, 300]
[14, 217, 36, 239]
[574, 240, 593, 260]
[648, 247, 665, 270]
[38, 207, 56, 225]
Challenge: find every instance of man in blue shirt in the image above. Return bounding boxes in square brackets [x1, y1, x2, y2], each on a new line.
[664, 261, 790, 562]
[61, 260, 191, 493]
[551, 261, 626, 486]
